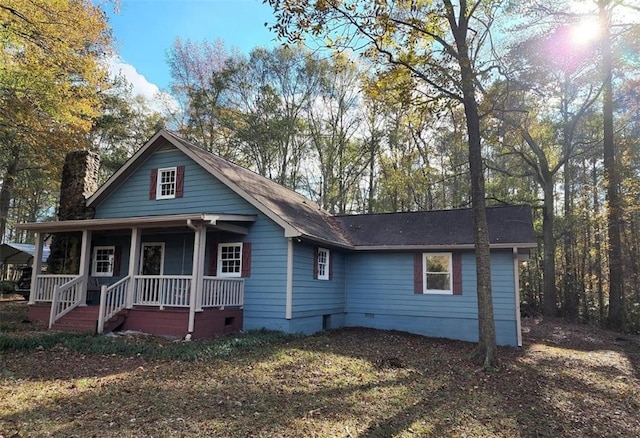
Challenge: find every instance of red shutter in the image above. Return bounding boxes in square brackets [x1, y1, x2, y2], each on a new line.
[328, 250, 333, 280]
[208, 243, 218, 276]
[313, 246, 319, 279]
[176, 165, 185, 198]
[113, 246, 122, 276]
[452, 252, 462, 295]
[149, 168, 158, 200]
[241, 242, 251, 277]
[413, 253, 423, 293]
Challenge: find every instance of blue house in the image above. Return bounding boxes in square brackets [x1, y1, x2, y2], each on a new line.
[20, 129, 536, 346]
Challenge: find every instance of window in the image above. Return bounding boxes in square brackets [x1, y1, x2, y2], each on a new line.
[156, 167, 177, 199]
[317, 248, 330, 280]
[92, 246, 115, 277]
[414, 252, 462, 295]
[217, 243, 243, 277]
[424, 253, 452, 294]
[149, 166, 185, 200]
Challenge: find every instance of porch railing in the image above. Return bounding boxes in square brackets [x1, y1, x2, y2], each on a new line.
[202, 277, 244, 308]
[97, 276, 130, 334]
[133, 275, 192, 309]
[49, 275, 83, 329]
[34, 274, 77, 302]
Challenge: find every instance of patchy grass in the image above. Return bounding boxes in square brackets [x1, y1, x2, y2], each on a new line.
[1, 299, 639, 437]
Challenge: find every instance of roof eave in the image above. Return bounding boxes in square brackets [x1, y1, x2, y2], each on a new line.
[352, 242, 537, 251]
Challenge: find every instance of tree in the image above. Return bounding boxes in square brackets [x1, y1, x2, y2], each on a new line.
[267, 0, 504, 367]
[0, 0, 112, 240]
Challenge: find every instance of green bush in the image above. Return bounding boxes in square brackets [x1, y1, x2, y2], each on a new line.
[0, 329, 299, 361]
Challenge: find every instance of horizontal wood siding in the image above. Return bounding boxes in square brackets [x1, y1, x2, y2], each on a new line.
[220, 213, 288, 331]
[94, 149, 259, 218]
[345, 250, 518, 346]
[290, 242, 346, 332]
[91, 146, 289, 330]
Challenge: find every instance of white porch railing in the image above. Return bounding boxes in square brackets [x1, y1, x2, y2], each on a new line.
[49, 275, 83, 329]
[97, 276, 130, 334]
[33, 274, 243, 315]
[34, 274, 76, 302]
[133, 275, 192, 309]
[202, 277, 244, 308]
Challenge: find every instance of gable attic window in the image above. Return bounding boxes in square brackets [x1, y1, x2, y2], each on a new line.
[149, 165, 185, 200]
[414, 252, 462, 295]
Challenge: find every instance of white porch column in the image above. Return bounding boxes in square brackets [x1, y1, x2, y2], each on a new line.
[126, 228, 141, 309]
[188, 223, 203, 333]
[78, 230, 92, 306]
[28, 232, 44, 304]
[195, 226, 207, 312]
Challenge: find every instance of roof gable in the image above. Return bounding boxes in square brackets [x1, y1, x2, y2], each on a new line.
[88, 129, 535, 249]
[89, 129, 352, 247]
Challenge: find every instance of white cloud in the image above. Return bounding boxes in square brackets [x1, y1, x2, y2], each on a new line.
[106, 56, 180, 115]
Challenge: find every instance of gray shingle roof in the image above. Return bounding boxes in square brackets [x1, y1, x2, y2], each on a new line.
[164, 131, 353, 247]
[90, 129, 536, 250]
[335, 205, 536, 248]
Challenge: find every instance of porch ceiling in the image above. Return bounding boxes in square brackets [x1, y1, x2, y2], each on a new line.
[16, 213, 257, 233]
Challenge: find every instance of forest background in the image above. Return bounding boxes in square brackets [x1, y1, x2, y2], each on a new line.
[1, 0, 639, 335]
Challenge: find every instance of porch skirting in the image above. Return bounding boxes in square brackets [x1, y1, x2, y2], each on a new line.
[27, 304, 243, 339]
[121, 307, 243, 339]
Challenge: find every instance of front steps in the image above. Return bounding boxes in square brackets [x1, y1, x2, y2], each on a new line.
[50, 306, 126, 334]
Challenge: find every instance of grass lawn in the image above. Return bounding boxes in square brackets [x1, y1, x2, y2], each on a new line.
[1, 298, 639, 437]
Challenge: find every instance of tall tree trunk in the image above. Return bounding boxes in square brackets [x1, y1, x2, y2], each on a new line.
[600, 2, 624, 330]
[593, 159, 605, 324]
[0, 146, 20, 244]
[542, 177, 557, 316]
[450, 2, 496, 367]
[563, 109, 578, 320]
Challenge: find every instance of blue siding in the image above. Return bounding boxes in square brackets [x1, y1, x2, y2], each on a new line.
[89, 144, 520, 344]
[345, 250, 518, 346]
[93, 147, 290, 330]
[94, 149, 259, 218]
[288, 242, 346, 333]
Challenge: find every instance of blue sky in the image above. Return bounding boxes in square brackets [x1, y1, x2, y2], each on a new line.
[104, 0, 278, 99]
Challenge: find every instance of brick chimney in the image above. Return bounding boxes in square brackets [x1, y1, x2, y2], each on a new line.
[47, 151, 100, 274]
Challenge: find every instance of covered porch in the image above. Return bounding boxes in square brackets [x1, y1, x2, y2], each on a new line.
[18, 213, 256, 338]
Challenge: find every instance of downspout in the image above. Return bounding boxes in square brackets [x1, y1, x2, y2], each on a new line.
[513, 247, 523, 347]
[286, 238, 293, 319]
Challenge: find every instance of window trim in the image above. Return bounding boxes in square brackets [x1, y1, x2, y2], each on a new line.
[156, 166, 177, 200]
[92, 245, 115, 277]
[423, 252, 453, 295]
[317, 247, 330, 280]
[217, 242, 243, 278]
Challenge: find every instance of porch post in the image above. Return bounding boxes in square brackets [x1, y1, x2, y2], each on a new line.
[28, 232, 44, 304]
[188, 224, 203, 333]
[78, 229, 92, 306]
[126, 227, 141, 309]
[195, 226, 207, 312]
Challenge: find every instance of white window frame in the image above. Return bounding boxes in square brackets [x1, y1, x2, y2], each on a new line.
[156, 167, 177, 200]
[217, 242, 243, 278]
[317, 247, 330, 280]
[92, 246, 115, 277]
[423, 252, 453, 295]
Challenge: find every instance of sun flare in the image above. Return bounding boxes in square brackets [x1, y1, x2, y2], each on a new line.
[570, 18, 601, 47]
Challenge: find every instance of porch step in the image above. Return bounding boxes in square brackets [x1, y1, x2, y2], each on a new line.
[103, 311, 127, 333]
[51, 306, 100, 333]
